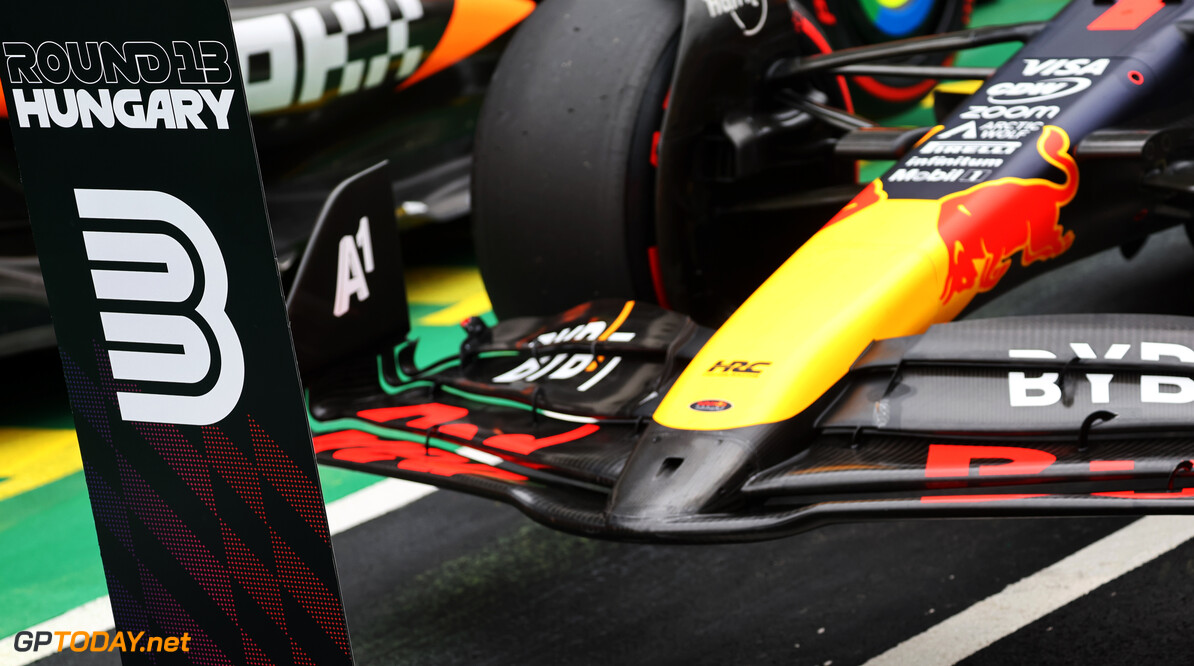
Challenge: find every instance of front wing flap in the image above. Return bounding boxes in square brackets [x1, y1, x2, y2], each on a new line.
[309, 306, 1194, 542]
[309, 301, 702, 537]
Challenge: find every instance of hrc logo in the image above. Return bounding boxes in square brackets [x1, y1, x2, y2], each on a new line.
[706, 360, 770, 376]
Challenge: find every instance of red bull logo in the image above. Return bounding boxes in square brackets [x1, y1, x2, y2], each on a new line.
[936, 126, 1077, 303]
[825, 125, 1078, 305]
[824, 178, 885, 227]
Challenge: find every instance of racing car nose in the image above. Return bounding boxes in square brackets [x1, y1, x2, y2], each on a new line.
[607, 423, 766, 526]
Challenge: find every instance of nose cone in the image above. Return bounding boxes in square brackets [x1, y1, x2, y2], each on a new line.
[607, 423, 762, 526]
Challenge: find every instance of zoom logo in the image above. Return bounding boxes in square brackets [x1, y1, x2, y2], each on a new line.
[79, 189, 244, 425]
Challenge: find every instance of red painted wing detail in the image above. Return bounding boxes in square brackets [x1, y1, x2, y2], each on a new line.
[313, 430, 526, 482]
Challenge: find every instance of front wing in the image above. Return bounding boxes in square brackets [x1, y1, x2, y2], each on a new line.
[308, 302, 1194, 543]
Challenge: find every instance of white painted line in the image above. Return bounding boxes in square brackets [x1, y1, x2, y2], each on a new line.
[865, 516, 1194, 666]
[578, 356, 621, 392]
[457, 446, 506, 468]
[0, 478, 435, 666]
[325, 478, 436, 535]
[539, 409, 598, 424]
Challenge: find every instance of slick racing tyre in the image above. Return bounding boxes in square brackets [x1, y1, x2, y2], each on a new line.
[472, 0, 680, 320]
[474, 0, 859, 324]
[818, 0, 973, 117]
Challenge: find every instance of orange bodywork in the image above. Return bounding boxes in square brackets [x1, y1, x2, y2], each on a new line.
[401, 0, 535, 89]
[654, 127, 1080, 431]
[838, 127, 1078, 304]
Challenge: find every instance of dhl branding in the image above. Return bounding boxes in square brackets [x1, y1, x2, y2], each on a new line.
[491, 303, 636, 391]
[655, 126, 1082, 432]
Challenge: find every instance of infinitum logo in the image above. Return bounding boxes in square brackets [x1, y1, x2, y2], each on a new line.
[13, 631, 191, 654]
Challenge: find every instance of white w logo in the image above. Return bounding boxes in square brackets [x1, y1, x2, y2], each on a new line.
[78, 189, 244, 425]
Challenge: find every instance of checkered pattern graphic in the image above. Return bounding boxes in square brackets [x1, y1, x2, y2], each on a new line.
[238, 0, 431, 112]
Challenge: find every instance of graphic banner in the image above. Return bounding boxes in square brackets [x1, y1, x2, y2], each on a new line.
[0, 1, 354, 663]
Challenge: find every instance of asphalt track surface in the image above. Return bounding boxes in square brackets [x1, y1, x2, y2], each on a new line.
[30, 225, 1194, 665]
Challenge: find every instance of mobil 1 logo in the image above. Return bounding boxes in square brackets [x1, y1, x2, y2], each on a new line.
[887, 167, 993, 184]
